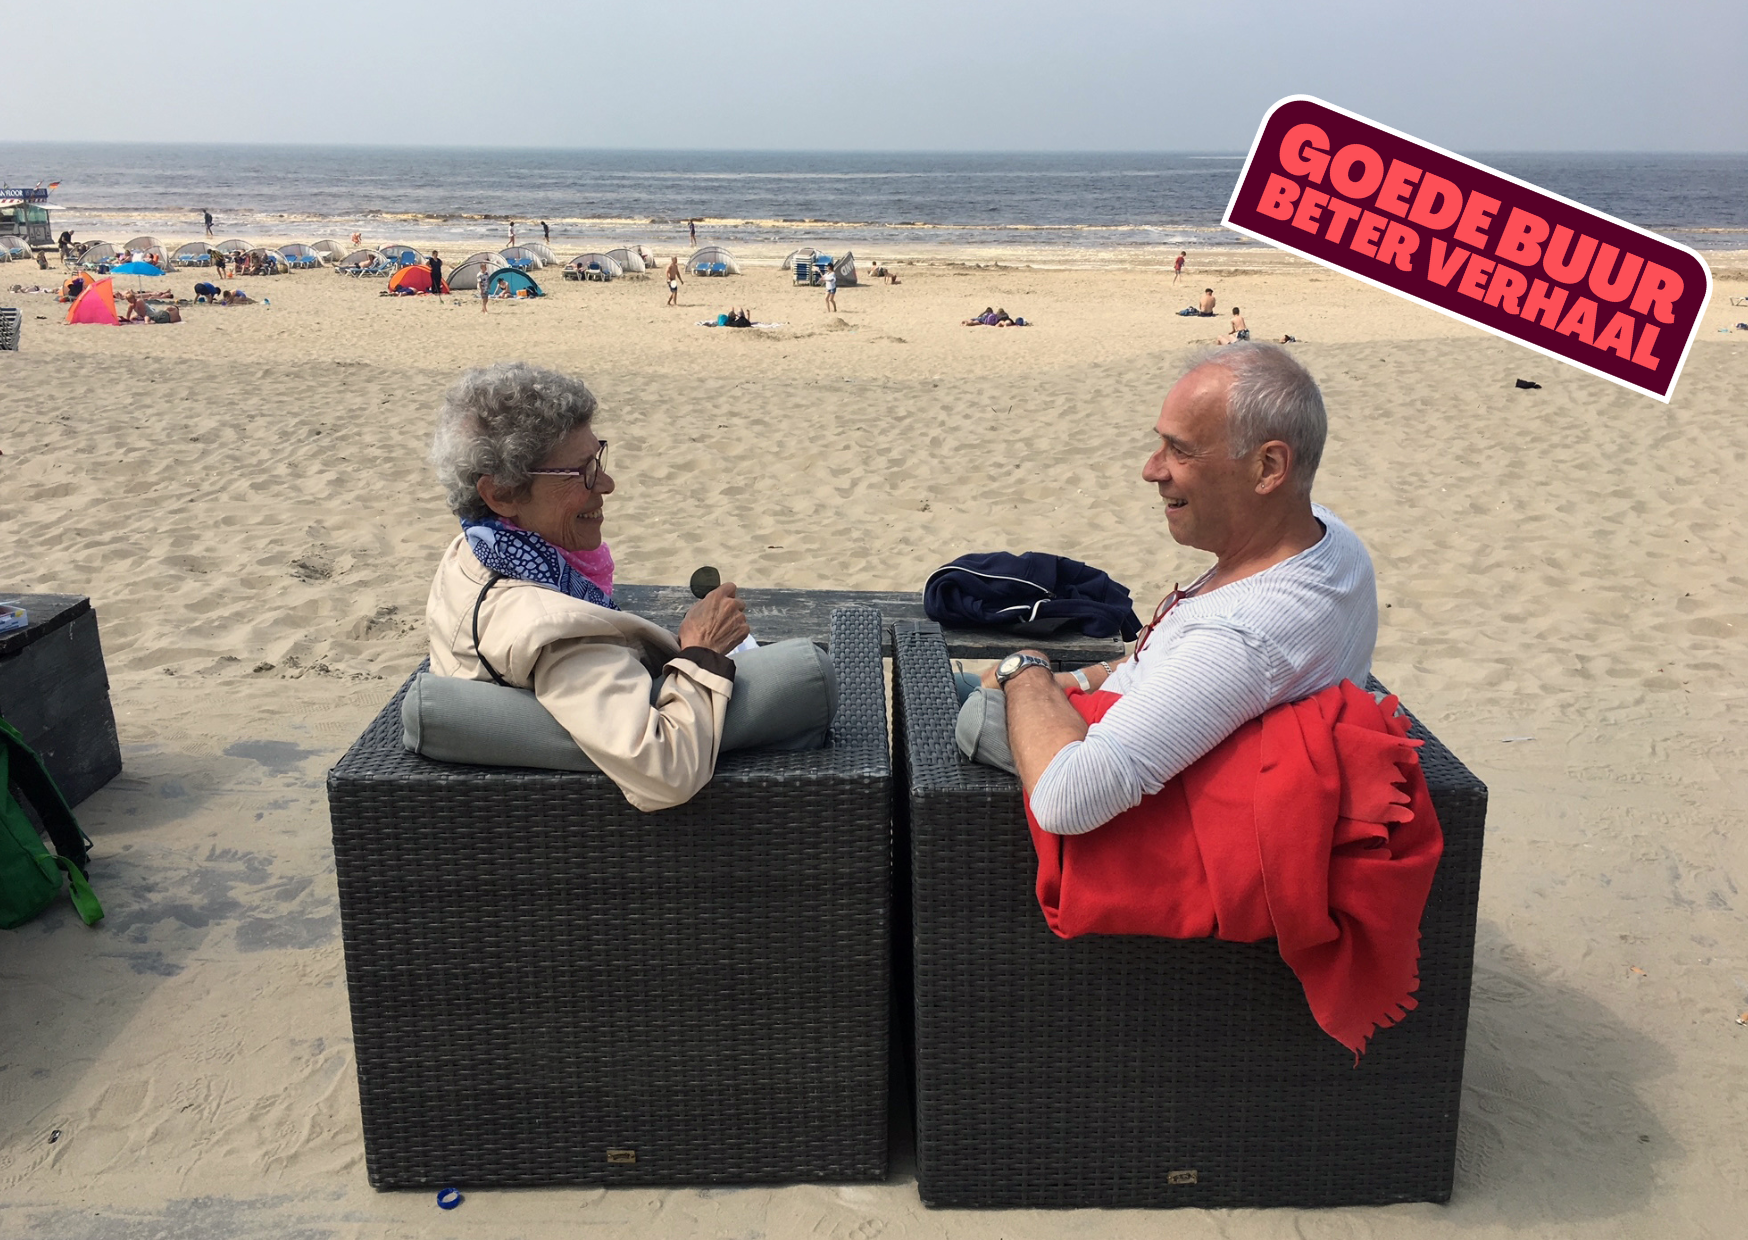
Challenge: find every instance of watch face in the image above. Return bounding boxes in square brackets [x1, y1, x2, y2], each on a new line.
[997, 653, 1024, 681]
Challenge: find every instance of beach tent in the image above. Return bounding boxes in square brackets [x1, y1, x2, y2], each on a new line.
[687, 246, 739, 276]
[338, 248, 389, 274]
[215, 238, 251, 253]
[310, 239, 345, 259]
[66, 276, 118, 325]
[482, 267, 542, 297]
[388, 265, 448, 294]
[562, 253, 623, 281]
[123, 236, 167, 263]
[279, 242, 322, 268]
[0, 234, 29, 259]
[522, 241, 557, 264]
[172, 241, 215, 265]
[77, 242, 117, 267]
[605, 246, 646, 274]
[834, 251, 858, 286]
[246, 247, 292, 272]
[446, 259, 502, 291]
[500, 246, 543, 269]
[461, 250, 505, 269]
[378, 243, 423, 267]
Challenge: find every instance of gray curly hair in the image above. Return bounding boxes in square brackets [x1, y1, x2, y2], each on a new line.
[1187, 342, 1326, 497]
[431, 362, 598, 520]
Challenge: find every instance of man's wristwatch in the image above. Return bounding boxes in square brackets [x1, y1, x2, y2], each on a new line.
[995, 651, 1052, 686]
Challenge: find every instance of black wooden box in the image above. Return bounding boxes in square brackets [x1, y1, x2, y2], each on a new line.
[0, 593, 123, 808]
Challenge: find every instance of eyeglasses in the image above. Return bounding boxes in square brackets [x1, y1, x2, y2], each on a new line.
[1132, 585, 1187, 655]
[527, 441, 608, 490]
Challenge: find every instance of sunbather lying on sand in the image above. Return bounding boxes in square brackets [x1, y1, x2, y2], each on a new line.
[962, 307, 1027, 327]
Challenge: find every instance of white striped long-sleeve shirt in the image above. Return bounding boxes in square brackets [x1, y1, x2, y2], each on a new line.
[1029, 505, 1378, 835]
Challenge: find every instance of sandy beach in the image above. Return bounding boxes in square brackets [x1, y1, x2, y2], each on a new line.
[4, 237, 1748, 1238]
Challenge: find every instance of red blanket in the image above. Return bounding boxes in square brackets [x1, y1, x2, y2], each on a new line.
[1025, 680, 1443, 1057]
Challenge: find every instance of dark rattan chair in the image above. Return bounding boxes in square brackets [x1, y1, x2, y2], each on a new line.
[892, 620, 1487, 1209]
[327, 606, 891, 1190]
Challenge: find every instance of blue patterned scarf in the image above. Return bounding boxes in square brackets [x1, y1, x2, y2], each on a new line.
[461, 516, 618, 610]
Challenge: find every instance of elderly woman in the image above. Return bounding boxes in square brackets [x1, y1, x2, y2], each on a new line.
[427, 362, 751, 811]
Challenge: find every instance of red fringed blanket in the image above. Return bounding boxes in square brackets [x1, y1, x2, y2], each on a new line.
[1025, 680, 1443, 1057]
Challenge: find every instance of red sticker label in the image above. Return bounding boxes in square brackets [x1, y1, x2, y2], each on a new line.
[1225, 97, 1712, 402]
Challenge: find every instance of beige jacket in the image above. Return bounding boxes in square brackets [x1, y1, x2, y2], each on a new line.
[426, 534, 734, 812]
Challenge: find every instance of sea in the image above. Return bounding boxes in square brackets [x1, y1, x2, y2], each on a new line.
[3, 144, 1745, 255]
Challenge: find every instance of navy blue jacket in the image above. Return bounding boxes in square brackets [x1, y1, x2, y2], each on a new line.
[923, 552, 1142, 640]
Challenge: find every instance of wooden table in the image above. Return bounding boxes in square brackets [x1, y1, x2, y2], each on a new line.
[0, 593, 123, 808]
[613, 585, 1127, 667]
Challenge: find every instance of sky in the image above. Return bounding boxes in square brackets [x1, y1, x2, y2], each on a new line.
[17, 0, 1748, 152]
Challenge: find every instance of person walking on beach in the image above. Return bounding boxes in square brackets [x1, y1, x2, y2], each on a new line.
[688, 219, 697, 246]
[509, 220, 517, 247]
[428, 250, 444, 299]
[666, 255, 683, 306]
[1173, 251, 1186, 284]
[541, 220, 550, 245]
[479, 266, 492, 313]
[204, 210, 214, 238]
[823, 262, 838, 312]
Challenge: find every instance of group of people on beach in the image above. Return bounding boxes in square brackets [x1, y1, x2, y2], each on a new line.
[191, 281, 254, 305]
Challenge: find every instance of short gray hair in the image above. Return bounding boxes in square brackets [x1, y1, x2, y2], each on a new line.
[1187, 343, 1326, 496]
[430, 362, 598, 520]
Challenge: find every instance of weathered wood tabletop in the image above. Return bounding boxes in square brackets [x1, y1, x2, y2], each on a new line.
[0, 593, 90, 658]
[613, 585, 1127, 666]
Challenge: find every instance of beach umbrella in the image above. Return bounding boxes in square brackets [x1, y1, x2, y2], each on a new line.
[113, 261, 163, 276]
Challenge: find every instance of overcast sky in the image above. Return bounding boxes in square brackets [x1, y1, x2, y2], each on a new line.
[18, 0, 1748, 151]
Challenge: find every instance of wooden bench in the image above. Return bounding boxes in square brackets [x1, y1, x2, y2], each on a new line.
[0, 593, 123, 808]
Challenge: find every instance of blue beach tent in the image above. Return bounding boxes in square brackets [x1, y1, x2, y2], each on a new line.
[483, 268, 543, 297]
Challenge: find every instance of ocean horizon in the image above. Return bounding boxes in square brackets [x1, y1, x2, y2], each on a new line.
[6, 143, 1745, 253]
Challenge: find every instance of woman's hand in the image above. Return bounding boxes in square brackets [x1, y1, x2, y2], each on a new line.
[677, 582, 749, 655]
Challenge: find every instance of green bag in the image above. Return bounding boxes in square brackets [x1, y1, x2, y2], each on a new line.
[0, 716, 102, 929]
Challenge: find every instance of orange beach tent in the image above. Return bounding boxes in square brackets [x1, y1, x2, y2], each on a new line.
[388, 265, 448, 295]
[66, 276, 119, 325]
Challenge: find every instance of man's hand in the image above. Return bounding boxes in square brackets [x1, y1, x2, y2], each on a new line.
[998, 649, 1091, 793]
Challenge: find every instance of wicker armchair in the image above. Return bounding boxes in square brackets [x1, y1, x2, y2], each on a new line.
[891, 620, 1487, 1209]
[326, 606, 891, 1189]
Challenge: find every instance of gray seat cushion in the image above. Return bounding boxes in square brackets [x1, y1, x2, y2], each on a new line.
[955, 685, 1017, 775]
[403, 637, 837, 771]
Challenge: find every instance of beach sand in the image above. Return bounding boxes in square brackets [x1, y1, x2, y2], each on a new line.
[3, 241, 1748, 1238]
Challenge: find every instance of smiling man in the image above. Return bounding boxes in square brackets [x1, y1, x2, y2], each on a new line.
[992, 343, 1378, 835]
